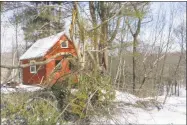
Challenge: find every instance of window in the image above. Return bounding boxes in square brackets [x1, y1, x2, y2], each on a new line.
[30, 60, 37, 74]
[55, 60, 62, 71]
[30, 65, 37, 73]
[61, 40, 68, 48]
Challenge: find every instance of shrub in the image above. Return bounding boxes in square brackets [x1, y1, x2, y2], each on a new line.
[51, 71, 116, 123]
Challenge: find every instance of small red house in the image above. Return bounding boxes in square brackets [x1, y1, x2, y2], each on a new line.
[19, 32, 77, 85]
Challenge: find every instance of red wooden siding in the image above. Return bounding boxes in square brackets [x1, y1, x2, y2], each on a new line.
[22, 59, 46, 85]
[21, 34, 77, 85]
[45, 35, 77, 84]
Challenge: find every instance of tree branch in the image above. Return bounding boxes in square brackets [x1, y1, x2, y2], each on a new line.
[0, 52, 74, 69]
[107, 16, 122, 43]
[88, 5, 124, 32]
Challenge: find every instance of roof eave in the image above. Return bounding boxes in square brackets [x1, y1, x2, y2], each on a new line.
[19, 56, 43, 61]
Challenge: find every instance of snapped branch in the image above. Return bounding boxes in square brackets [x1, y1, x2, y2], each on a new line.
[0, 52, 74, 69]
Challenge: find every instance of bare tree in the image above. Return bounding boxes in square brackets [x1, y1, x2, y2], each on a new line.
[125, 2, 149, 93]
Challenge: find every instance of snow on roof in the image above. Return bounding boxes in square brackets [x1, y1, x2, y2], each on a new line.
[20, 31, 68, 60]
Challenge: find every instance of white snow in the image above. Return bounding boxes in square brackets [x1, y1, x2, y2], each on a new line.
[92, 87, 186, 124]
[114, 91, 140, 104]
[1, 84, 186, 124]
[1, 87, 17, 94]
[20, 32, 66, 60]
[1, 84, 42, 94]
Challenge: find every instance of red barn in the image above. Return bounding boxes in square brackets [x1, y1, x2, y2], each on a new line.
[19, 32, 77, 85]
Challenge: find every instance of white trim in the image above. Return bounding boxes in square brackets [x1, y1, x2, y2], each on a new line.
[61, 40, 68, 48]
[30, 65, 37, 74]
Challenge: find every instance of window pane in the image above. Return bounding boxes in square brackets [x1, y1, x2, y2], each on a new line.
[55, 60, 62, 70]
[61, 41, 68, 48]
[31, 66, 34, 71]
[30, 65, 36, 73]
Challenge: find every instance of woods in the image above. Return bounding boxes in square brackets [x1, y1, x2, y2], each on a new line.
[1, 2, 186, 124]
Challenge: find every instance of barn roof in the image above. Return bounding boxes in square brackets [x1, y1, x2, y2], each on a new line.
[20, 31, 68, 60]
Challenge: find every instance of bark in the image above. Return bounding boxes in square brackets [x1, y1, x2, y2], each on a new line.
[132, 38, 137, 93]
[126, 16, 142, 93]
[98, 2, 109, 71]
[122, 60, 126, 89]
[15, 4, 20, 82]
[71, 2, 87, 70]
[157, 24, 173, 96]
[69, 2, 77, 41]
[88, 4, 123, 32]
[0, 52, 74, 69]
[107, 16, 122, 43]
[89, 2, 99, 65]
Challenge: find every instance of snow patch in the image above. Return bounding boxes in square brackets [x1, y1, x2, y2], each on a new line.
[92, 87, 186, 124]
[20, 32, 66, 60]
[1, 84, 42, 94]
[114, 90, 139, 104]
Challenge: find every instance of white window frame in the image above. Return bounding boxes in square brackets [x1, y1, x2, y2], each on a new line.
[61, 40, 68, 48]
[30, 65, 37, 74]
[30, 60, 37, 74]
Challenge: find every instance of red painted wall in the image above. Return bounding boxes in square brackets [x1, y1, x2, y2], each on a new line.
[21, 34, 77, 85]
[22, 59, 46, 85]
[45, 35, 77, 84]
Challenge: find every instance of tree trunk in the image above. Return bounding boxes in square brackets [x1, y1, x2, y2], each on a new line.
[89, 2, 99, 66]
[99, 2, 108, 72]
[132, 38, 137, 93]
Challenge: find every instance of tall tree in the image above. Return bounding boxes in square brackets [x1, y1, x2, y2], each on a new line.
[125, 2, 149, 93]
[10, 2, 66, 50]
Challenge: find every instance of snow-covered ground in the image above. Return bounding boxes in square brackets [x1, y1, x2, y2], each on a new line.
[1, 84, 186, 124]
[92, 87, 186, 124]
[1, 84, 42, 94]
